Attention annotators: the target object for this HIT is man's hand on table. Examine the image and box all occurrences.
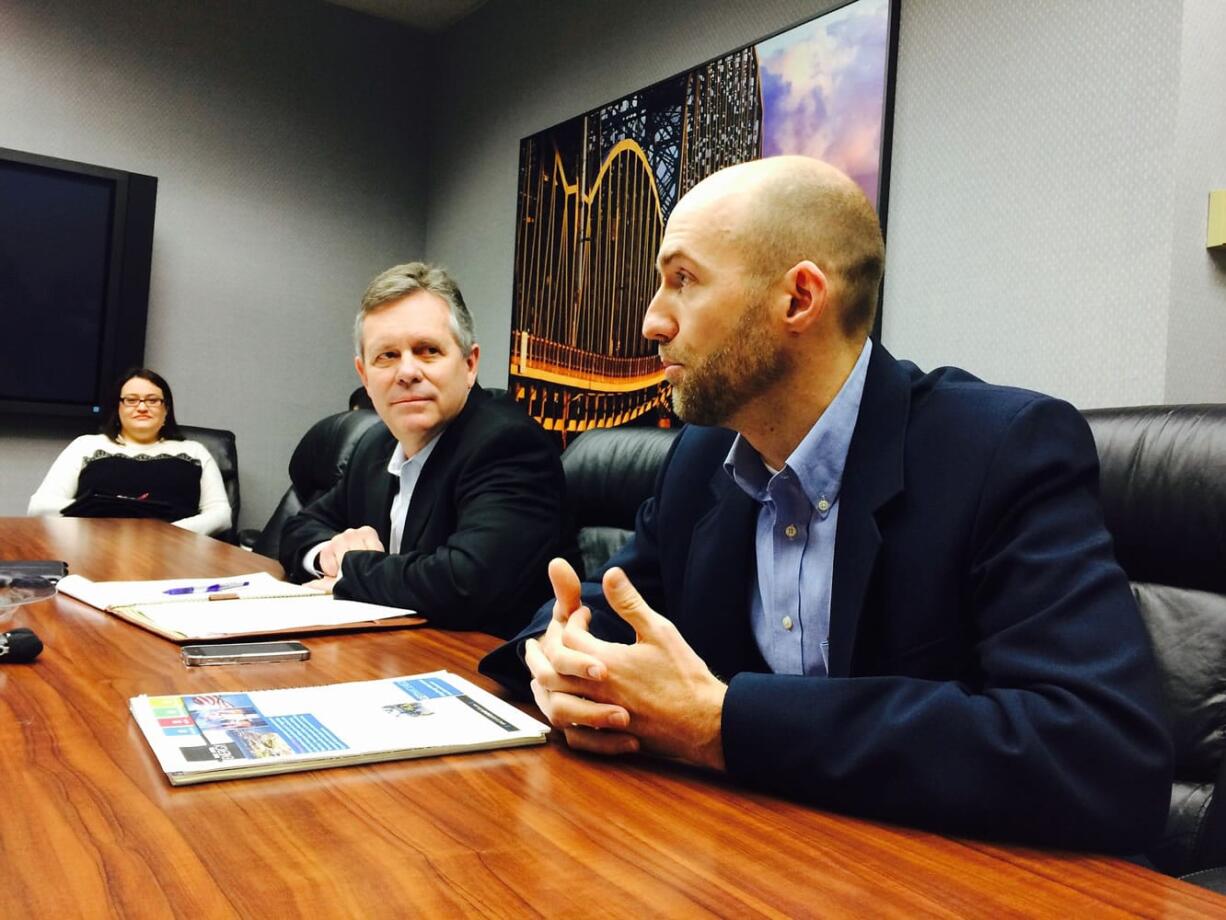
[319,526,384,577]
[525,558,727,771]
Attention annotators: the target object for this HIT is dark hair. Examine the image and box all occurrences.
[101,368,184,443]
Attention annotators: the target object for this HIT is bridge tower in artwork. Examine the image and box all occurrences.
[510,46,762,444]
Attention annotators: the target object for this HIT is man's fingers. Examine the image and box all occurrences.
[319,546,339,577]
[528,673,630,731]
[327,527,384,576]
[528,675,553,720]
[343,526,383,552]
[526,633,607,686]
[334,526,384,554]
[355,526,384,551]
[560,609,607,680]
[567,606,592,632]
[548,557,582,622]
[524,637,557,682]
[602,567,655,636]
[563,726,640,757]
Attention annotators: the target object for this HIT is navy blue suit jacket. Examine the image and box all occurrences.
[481,345,1173,851]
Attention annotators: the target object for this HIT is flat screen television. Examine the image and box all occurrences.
[0,146,157,418]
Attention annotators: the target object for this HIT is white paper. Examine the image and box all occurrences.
[58,572,415,638]
[58,571,301,610]
[130,670,549,784]
[145,595,407,638]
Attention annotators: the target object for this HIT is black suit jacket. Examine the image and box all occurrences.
[281,387,575,637]
[482,345,1173,852]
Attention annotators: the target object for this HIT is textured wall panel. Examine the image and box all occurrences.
[1164,0,1226,403]
[424,0,848,388]
[883,0,1182,407]
[428,0,1191,412]
[0,0,429,525]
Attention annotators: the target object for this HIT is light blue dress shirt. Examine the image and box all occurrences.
[386,433,441,554]
[723,338,872,676]
[303,432,442,575]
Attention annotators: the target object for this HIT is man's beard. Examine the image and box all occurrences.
[666,296,789,426]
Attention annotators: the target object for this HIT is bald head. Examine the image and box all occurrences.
[674,156,885,338]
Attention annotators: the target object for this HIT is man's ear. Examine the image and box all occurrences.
[354,354,369,388]
[782,260,828,334]
[465,343,480,388]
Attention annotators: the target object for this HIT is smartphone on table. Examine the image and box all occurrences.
[181,640,310,667]
[0,560,68,583]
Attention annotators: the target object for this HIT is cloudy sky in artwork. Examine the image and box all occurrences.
[758,0,890,207]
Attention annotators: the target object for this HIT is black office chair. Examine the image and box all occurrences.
[559,425,680,576]
[241,409,382,558]
[179,424,241,543]
[1082,405,1226,883]
[560,410,1226,886]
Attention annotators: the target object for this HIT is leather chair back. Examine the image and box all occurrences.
[251,410,382,558]
[560,426,679,576]
[178,424,240,542]
[1082,405,1226,875]
[562,408,1226,878]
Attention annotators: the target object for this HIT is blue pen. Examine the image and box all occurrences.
[163,579,251,596]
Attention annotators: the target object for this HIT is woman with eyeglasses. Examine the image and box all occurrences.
[27,368,231,535]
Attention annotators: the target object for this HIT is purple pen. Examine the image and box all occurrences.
[163,580,250,596]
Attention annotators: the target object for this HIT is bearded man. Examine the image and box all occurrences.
[479,156,1173,853]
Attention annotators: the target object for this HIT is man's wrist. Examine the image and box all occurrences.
[302,541,330,577]
[692,679,728,772]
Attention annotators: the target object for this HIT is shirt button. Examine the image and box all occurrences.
[817,498,831,513]
[784,524,798,538]
[782,616,794,631]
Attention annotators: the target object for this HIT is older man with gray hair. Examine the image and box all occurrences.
[281,262,576,637]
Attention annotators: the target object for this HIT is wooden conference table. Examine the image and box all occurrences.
[1,517,1222,918]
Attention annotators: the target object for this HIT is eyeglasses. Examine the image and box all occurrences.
[120,396,165,407]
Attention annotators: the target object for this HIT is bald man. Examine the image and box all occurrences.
[480,156,1173,854]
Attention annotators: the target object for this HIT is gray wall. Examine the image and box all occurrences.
[425,0,842,392]
[1164,0,1226,402]
[0,0,428,527]
[885,0,1181,407]
[426,0,1225,411]
[4,0,1223,529]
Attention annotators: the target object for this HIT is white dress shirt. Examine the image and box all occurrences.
[302,432,442,577]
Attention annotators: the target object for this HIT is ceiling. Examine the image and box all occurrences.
[323,0,490,33]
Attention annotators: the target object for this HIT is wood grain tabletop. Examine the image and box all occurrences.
[1,517,1222,918]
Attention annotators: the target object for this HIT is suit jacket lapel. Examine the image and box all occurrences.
[395,385,486,552]
[683,467,768,678]
[364,432,398,547]
[826,344,911,676]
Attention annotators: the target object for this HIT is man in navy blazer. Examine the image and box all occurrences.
[281,262,574,637]
[480,157,1173,851]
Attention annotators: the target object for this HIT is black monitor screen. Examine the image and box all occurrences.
[0,160,116,407]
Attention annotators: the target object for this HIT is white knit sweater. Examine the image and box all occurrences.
[27,434,232,536]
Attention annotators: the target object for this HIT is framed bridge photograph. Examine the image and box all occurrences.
[509,0,899,443]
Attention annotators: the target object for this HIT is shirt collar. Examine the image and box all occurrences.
[724,337,873,508]
[387,430,443,477]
